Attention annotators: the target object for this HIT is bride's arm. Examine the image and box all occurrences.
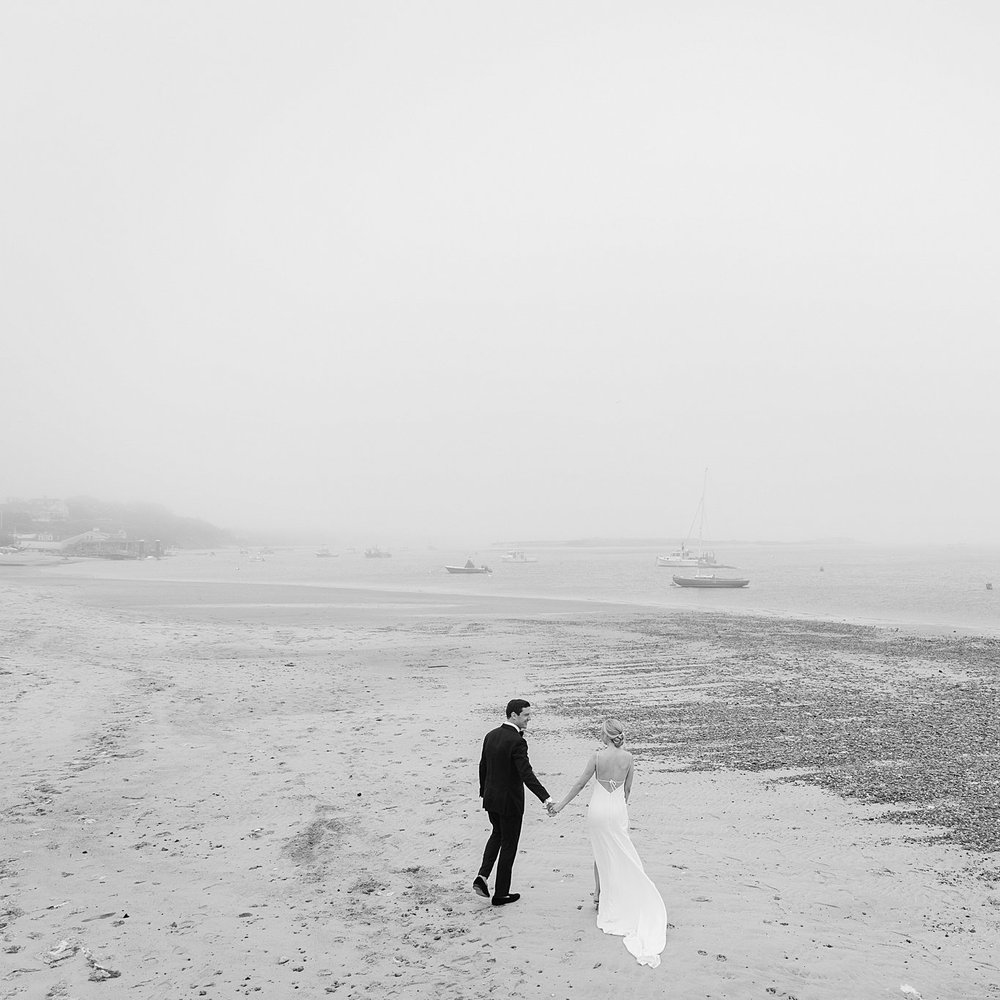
[552,753,597,814]
[624,755,634,803]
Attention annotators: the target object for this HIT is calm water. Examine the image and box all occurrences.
[38,542,1000,636]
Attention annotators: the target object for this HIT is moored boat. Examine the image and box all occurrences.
[656,544,708,568]
[672,573,749,589]
[502,550,537,563]
[660,471,738,572]
[445,559,492,575]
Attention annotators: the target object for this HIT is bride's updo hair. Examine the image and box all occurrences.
[602,718,625,748]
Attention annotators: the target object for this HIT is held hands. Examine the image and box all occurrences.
[546,801,563,816]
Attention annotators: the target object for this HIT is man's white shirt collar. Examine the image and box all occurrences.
[504,721,522,733]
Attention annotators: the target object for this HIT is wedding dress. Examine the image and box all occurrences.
[587,753,667,967]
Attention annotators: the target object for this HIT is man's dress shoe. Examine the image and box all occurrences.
[491,893,521,906]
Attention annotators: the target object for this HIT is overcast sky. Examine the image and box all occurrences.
[3,2,998,544]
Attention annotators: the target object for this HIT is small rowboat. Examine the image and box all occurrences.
[672,574,749,589]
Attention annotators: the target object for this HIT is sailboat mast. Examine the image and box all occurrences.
[698,468,708,557]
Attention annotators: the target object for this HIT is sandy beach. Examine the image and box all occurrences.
[2,567,1000,1000]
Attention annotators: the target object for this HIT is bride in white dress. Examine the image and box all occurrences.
[551,718,666,968]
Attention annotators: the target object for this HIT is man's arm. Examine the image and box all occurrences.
[512,738,550,804]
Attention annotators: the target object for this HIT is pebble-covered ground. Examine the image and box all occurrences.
[527,612,1000,856]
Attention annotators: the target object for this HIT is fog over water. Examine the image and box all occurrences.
[3,3,999,545]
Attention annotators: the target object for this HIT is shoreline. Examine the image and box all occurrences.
[2,574,1000,998]
[6,560,999,641]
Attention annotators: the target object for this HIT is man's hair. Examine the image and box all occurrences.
[506,698,531,719]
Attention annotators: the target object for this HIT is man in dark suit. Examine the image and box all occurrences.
[474,698,553,906]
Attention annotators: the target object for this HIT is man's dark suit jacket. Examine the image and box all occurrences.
[479,723,550,816]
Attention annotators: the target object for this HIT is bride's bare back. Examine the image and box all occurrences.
[595,747,633,793]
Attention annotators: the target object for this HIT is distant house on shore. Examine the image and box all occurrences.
[20,528,157,559]
[19,528,107,553]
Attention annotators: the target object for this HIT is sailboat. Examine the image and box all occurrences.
[655,543,705,568]
[667,471,749,588]
[657,473,719,568]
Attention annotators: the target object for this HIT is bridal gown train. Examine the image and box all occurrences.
[587,771,667,967]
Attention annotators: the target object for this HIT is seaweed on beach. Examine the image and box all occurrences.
[530,612,1000,854]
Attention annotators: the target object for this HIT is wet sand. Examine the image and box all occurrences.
[2,569,999,1000]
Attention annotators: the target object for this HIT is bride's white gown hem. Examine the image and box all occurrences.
[587,769,667,968]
